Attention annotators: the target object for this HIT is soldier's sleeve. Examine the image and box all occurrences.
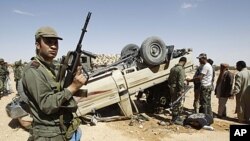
[22,67,74,115]
[177,67,185,93]
[232,73,241,96]
[5,67,9,75]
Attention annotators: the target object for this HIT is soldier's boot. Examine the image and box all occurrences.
[172,116,183,125]
[201,105,214,118]
[207,106,213,117]
[199,106,204,113]
[171,116,177,123]
[171,113,183,125]
[171,112,178,123]
[199,105,207,115]
[194,107,199,113]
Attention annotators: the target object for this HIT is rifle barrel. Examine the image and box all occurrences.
[76,12,92,52]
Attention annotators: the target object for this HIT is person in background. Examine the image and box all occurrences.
[13,60,24,96]
[168,57,187,125]
[207,58,215,91]
[186,53,214,117]
[0,59,9,96]
[192,64,203,113]
[214,63,234,118]
[22,26,87,141]
[232,61,250,123]
[5,62,14,94]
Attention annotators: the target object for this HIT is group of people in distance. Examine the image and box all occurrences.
[168,52,250,125]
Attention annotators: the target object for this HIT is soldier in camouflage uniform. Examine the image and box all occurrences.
[0,58,9,97]
[192,64,203,113]
[13,60,24,94]
[168,57,187,124]
[0,58,5,97]
[22,26,86,141]
[4,62,14,94]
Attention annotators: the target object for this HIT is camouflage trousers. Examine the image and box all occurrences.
[0,78,6,97]
[199,85,213,117]
[169,87,184,117]
[193,88,200,113]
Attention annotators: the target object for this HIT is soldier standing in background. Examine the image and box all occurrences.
[192,64,203,113]
[13,60,24,95]
[168,57,187,125]
[0,58,9,97]
[3,61,13,94]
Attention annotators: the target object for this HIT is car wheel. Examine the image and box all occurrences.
[140,36,167,66]
[120,44,139,59]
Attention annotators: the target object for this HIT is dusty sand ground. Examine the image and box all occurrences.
[0,69,242,141]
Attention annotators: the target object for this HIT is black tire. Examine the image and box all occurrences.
[146,81,171,113]
[120,44,139,59]
[140,36,167,66]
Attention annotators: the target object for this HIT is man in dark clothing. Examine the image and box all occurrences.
[215,63,234,118]
[192,64,203,113]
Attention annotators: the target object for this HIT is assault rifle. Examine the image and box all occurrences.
[56,12,92,89]
[169,85,193,108]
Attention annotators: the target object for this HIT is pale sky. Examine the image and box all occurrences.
[0,0,250,66]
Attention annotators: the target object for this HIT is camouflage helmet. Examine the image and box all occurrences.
[14,60,22,66]
[0,58,4,62]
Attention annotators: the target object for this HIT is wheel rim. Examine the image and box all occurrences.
[160,97,167,105]
[150,43,161,57]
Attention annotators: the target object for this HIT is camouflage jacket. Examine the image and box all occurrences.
[168,63,186,93]
[0,64,9,80]
[22,56,77,131]
[193,65,203,89]
[13,65,24,81]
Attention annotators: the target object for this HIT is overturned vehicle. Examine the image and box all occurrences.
[6,36,194,128]
[75,36,194,118]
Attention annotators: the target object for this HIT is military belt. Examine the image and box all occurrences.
[201,85,212,89]
[32,124,65,137]
[169,84,176,88]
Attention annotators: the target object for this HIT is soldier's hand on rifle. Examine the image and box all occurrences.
[67,66,87,95]
[229,95,235,100]
[185,78,192,84]
[177,91,184,97]
[185,78,190,85]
